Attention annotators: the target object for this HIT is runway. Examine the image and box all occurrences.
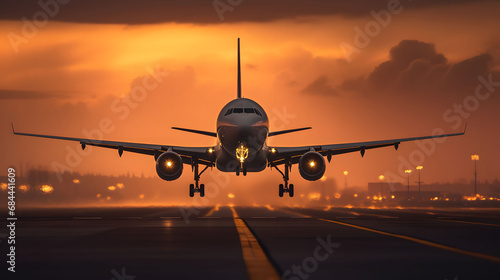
[1,206,500,280]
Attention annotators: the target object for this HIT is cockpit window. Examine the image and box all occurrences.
[224,107,262,116]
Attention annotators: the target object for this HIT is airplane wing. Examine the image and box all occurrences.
[268,126,466,166]
[11,124,215,166]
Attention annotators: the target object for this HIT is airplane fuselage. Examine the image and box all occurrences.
[216,98,269,172]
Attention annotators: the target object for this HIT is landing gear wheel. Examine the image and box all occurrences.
[279,184,284,197]
[243,166,247,176]
[289,184,294,197]
[189,184,195,197]
[236,166,240,176]
[200,184,205,197]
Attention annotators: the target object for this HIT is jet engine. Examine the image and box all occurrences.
[298,151,326,181]
[156,151,183,181]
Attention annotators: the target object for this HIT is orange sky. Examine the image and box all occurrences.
[1,0,499,191]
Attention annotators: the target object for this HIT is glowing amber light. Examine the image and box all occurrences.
[106,196,111,200]
[1,183,8,191]
[378,175,385,181]
[271,148,276,153]
[334,193,341,199]
[166,161,173,167]
[40,185,54,194]
[416,166,423,170]
[139,194,145,199]
[354,194,358,198]
[404,169,412,174]
[471,154,479,161]
[108,186,116,191]
[308,192,321,200]
[73,179,80,184]
[309,161,316,167]
[227,193,235,199]
[208,148,214,153]
[236,145,249,163]
[96,193,101,198]
[116,183,124,189]
[18,185,29,193]
[343,171,348,176]
[391,195,395,199]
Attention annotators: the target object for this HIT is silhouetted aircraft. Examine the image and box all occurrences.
[13,39,465,197]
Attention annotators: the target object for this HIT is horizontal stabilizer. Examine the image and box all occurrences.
[171,127,217,137]
[269,127,311,137]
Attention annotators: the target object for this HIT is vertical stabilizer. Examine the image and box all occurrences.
[237,38,242,98]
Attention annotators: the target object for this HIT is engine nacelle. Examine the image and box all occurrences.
[156,151,183,181]
[299,151,326,181]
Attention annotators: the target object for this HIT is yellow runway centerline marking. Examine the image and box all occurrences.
[231,207,280,280]
[204,204,220,217]
[437,219,500,227]
[318,218,500,264]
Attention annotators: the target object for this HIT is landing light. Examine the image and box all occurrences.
[166,161,173,167]
[208,148,214,153]
[271,148,276,153]
[236,145,249,163]
[309,161,316,167]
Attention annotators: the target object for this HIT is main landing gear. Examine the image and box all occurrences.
[189,159,209,197]
[272,159,294,197]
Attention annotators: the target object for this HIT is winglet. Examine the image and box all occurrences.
[463,123,467,134]
[237,38,242,99]
[11,122,16,134]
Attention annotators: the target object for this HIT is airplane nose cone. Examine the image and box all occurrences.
[219,125,268,156]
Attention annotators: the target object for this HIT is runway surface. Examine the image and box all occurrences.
[1,206,500,280]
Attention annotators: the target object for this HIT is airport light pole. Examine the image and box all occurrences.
[471,155,479,195]
[379,175,385,197]
[343,171,348,190]
[416,166,423,201]
[404,169,412,200]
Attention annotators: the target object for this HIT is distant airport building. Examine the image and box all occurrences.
[368,182,405,197]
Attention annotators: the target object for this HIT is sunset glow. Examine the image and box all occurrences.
[1,1,499,205]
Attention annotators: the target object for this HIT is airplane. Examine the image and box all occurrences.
[12,38,466,197]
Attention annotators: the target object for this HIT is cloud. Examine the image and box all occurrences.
[0,0,494,24]
[367,40,447,89]
[339,39,500,100]
[0,89,76,99]
[301,75,338,96]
